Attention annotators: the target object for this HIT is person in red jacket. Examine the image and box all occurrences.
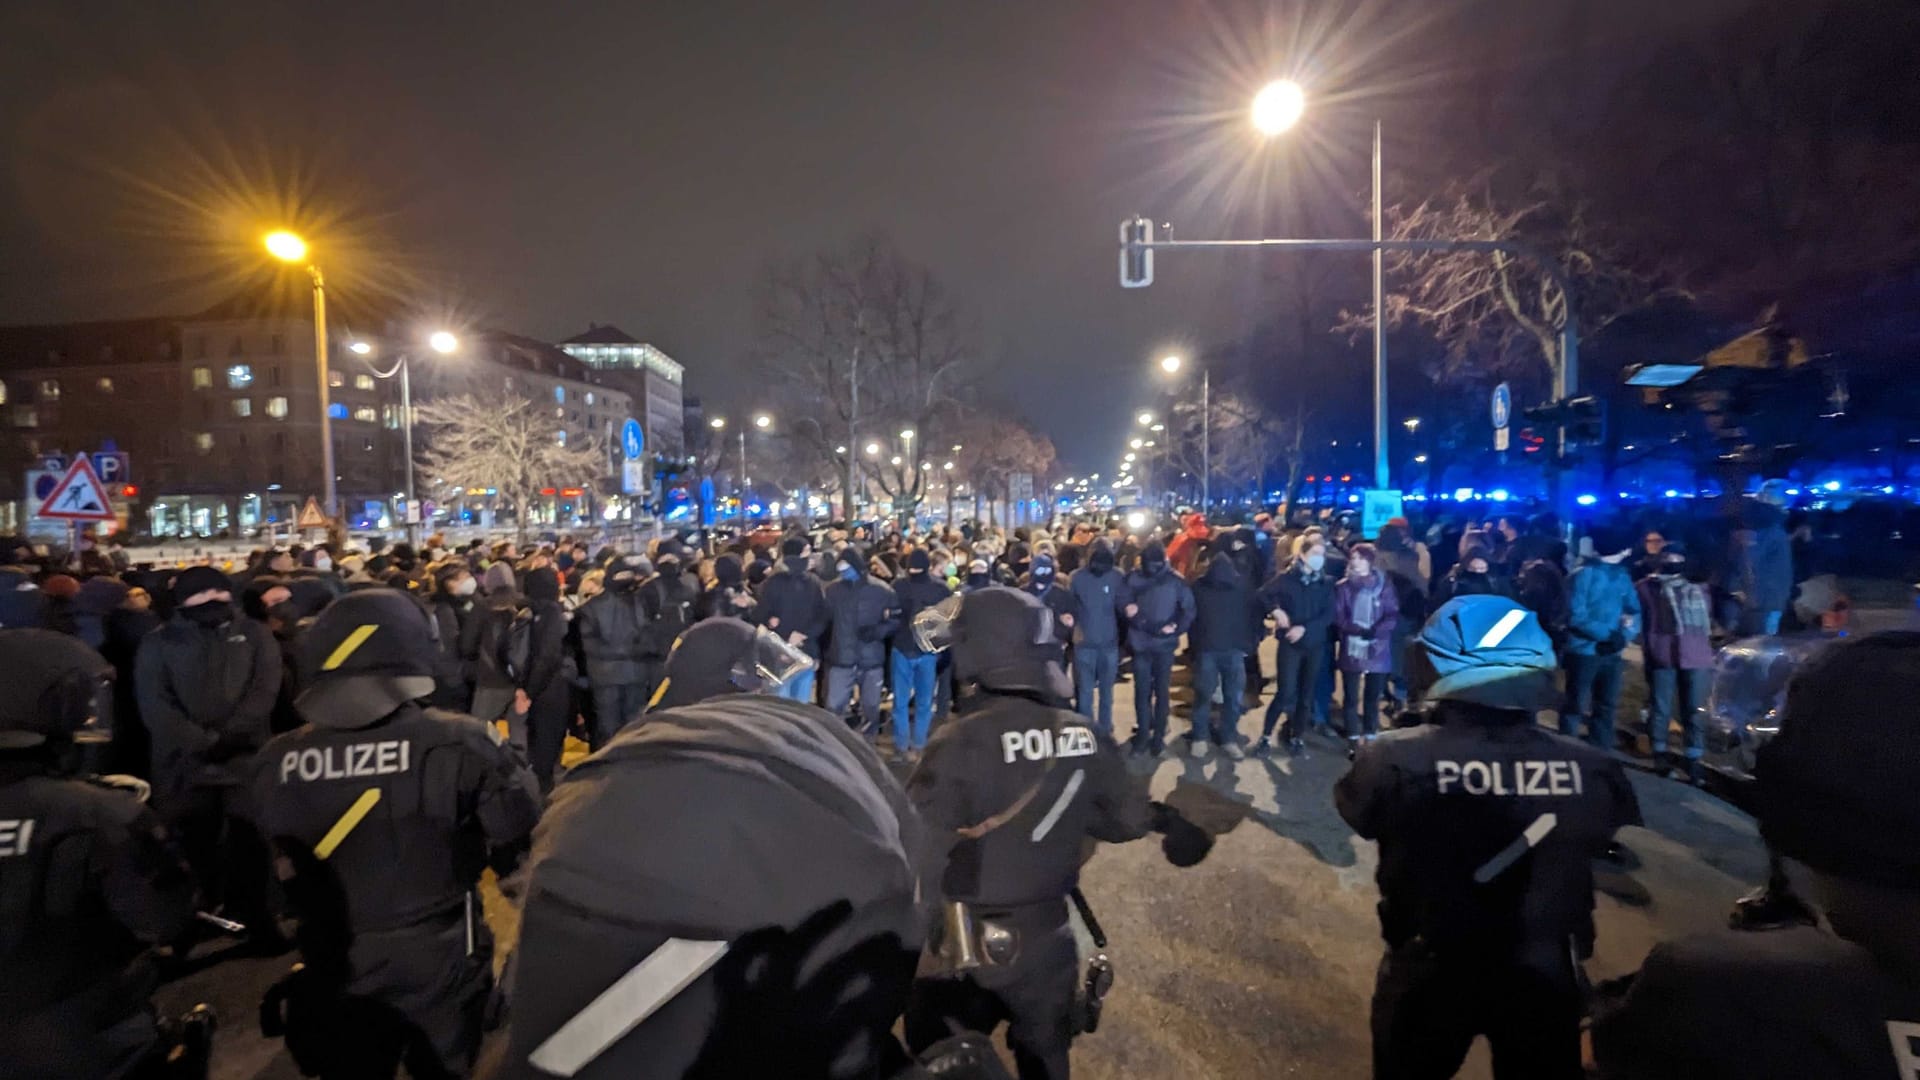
[1167,512,1212,580]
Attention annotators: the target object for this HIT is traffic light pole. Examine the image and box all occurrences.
[1121,228,1581,521]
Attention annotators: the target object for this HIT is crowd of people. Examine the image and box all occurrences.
[0,482,1903,1080]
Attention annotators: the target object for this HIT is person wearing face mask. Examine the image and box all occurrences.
[888,549,951,762]
[1562,527,1643,752]
[513,567,574,793]
[963,558,995,593]
[1067,539,1133,738]
[1432,546,1509,608]
[754,537,830,703]
[1633,545,1714,782]
[1334,543,1401,744]
[578,555,654,748]
[1123,542,1195,757]
[1021,553,1077,651]
[637,553,700,705]
[429,564,484,713]
[134,564,284,950]
[696,553,755,622]
[823,548,900,731]
[1256,536,1338,756]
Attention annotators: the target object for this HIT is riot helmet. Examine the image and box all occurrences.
[915,586,1069,702]
[650,617,815,711]
[1410,595,1560,713]
[294,588,441,729]
[0,629,112,750]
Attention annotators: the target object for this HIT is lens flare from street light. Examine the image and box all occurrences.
[1252,79,1307,136]
[348,341,372,355]
[263,230,309,263]
[1160,354,1183,374]
[1137,411,1154,426]
[429,331,458,355]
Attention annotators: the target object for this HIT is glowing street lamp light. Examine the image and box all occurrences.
[1403,417,1421,434]
[1159,354,1183,374]
[429,331,459,355]
[263,230,309,264]
[866,442,881,457]
[1251,79,1307,136]
[1131,438,1144,449]
[1137,411,1155,426]
[754,413,772,429]
[710,416,727,430]
[899,428,915,441]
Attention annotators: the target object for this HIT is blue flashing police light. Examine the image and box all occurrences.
[1453,487,1476,502]
[1489,489,1511,502]
[1576,494,1598,507]
[1664,489,1680,498]
[1823,480,1841,492]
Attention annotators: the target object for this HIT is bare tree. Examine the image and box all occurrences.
[1342,167,1687,389]
[754,235,974,522]
[416,393,606,544]
[953,411,1055,527]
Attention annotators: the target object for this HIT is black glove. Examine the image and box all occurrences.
[1596,632,1626,656]
[1147,800,1214,868]
[205,733,256,763]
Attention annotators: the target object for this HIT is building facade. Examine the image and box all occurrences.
[558,324,686,457]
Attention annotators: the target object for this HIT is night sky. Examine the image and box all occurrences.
[0,0,1769,468]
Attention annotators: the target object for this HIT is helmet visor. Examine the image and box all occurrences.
[731,626,816,693]
[913,595,964,654]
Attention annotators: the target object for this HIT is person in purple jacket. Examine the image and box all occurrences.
[1335,542,1401,744]
[1635,544,1715,782]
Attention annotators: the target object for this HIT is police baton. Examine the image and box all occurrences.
[1069,888,1106,949]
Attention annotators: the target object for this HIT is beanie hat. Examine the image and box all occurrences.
[1757,632,1920,889]
[1411,596,1560,711]
[781,536,807,558]
[837,548,864,572]
[171,566,233,606]
[906,549,931,573]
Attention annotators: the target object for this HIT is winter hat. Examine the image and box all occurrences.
[171,566,233,606]
[40,574,80,600]
[906,549,931,573]
[1757,632,1920,890]
[1029,553,1056,580]
[781,536,808,558]
[525,567,562,604]
[713,554,744,586]
[836,548,865,572]
[968,558,990,576]
[1411,596,1560,711]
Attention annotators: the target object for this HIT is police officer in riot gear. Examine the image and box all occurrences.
[1592,631,1920,1079]
[904,586,1201,1080]
[1335,594,1642,1080]
[253,589,542,1079]
[0,629,203,1080]
[488,617,1012,1079]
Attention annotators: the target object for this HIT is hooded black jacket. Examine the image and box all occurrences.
[1189,556,1260,655]
[890,570,953,657]
[134,610,281,801]
[753,558,830,658]
[823,575,900,669]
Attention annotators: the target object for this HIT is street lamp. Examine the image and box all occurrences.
[264,230,337,518]
[1136,411,1154,426]
[899,428,915,442]
[865,442,881,457]
[1403,417,1421,434]
[1254,79,1386,488]
[754,413,772,429]
[1130,438,1144,449]
[710,416,726,430]
[1157,353,1211,509]
[357,330,459,545]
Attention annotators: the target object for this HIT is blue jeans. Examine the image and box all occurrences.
[1647,666,1708,762]
[776,667,817,704]
[1130,648,1175,748]
[890,650,937,752]
[1189,650,1246,744]
[1561,651,1625,749]
[1073,644,1120,737]
[1314,639,1337,726]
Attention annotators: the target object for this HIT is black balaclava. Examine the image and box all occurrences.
[1139,542,1168,576]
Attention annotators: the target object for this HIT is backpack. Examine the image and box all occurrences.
[491,605,534,682]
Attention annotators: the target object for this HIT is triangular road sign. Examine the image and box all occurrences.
[35,456,117,522]
[297,497,329,530]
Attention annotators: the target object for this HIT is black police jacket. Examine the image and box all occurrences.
[1593,924,1920,1080]
[822,575,900,670]
[753,559,830,658]
[0,764,197,1079]
[576,589,649,685]
[134,612,281,800]
[1334,712,1641,956]
[252,703,540,978]
[907,692,1152,911]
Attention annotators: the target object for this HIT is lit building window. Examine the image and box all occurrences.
[353,406,376,423]
[194,432,214,453]
[553,385,566,404]
[327,403,348,420]
[0,381,7,405]
[231,398,252,418]
[193,367,212,389]
[381,404,400,429]
[13,406,37,428]
[96,377,114,394]
[39,379,60,400]
[355,374,375,391]
[585,391,595,406]
[266,397,288,419]
[226,364,253,388]
[555,430,567,446]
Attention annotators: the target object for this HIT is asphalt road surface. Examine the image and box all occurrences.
[167,641,1769,1080]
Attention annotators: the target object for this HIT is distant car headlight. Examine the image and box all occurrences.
[1125,511,1147,530]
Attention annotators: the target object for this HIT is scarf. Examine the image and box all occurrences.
[1344,572,1385,662]
[1659,574,1711,640]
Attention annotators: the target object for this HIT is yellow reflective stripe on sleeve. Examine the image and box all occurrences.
[321,624,380,671]
[314,787,382,860]
[647,677,671,709]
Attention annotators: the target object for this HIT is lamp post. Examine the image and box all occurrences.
[1158,355,1210,508]
[263,230,337,518]
[354,330,457,545]
[1254,81,1387,490]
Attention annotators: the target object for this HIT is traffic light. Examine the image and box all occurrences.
[1119,216,1153,288]
[1565,396,1605,445]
